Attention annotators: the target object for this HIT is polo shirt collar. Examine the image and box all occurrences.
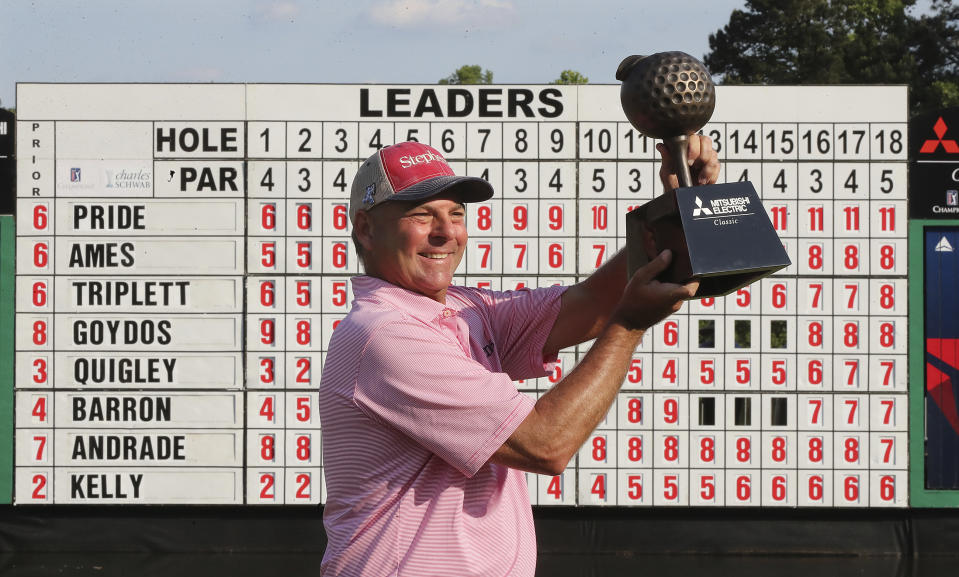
[351,275,461,325]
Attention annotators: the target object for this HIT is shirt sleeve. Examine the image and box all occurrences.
[352,317,536,478]
[480,284,567,381]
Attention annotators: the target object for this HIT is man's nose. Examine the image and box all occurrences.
[430,214,457,240]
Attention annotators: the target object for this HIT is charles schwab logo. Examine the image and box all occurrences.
[105,168,152,190]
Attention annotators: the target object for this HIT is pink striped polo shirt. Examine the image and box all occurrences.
[320,275,565,577]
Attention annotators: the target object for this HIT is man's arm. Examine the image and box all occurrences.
[491,250,696,475]
[492,134,720,476]
[542,135,720,356]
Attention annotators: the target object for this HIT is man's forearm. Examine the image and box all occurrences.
[493,318,643,475]
[542,248,629,355]
[499,250,696,476]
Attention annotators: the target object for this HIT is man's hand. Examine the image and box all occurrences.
[611,249,698,331]
[542,133,721,355]
[658,134,721,191]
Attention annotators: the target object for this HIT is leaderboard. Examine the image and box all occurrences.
[13,83,908,506]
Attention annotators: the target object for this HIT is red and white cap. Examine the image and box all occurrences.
[349,141,494,224]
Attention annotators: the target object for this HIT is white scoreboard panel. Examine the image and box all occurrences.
[13,83,908,506]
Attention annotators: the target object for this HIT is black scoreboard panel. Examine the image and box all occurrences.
[11,83,908,505]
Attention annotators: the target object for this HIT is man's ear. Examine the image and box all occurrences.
[353,210,375,251]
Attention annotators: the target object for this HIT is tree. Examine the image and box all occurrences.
[553,70,589,84]
[438,65,493,85]
[704,0,958,116]
[909,0,959,112]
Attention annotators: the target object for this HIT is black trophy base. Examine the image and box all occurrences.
[625,181,791,298]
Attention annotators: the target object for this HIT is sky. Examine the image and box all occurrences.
[0,0,752,108]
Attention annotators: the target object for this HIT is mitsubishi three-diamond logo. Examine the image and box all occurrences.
[692,196,712,217]
[920,117,959,154]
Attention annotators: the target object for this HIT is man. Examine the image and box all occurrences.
[321,138,719,576]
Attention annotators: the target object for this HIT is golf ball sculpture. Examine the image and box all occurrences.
[616,51,716,187]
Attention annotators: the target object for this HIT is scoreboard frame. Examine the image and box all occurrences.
[5,82,928,507]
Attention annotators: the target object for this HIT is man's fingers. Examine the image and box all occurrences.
[691,135,720,185]
[698,155,720,185]
[659,135,720,191]
[686,135,702,165]
[635,249,672,283]
[682,280,700,298]
[656,142,672,166]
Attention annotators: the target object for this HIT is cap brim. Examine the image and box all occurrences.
[388,175,494,205]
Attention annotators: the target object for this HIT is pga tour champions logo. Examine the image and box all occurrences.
[933,167,959,214]
[65,166,95,190]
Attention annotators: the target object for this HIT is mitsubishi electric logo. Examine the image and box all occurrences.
[910,111,959,219]
[692,197,712,216]
[920,117,959,154]
[691,195,754,220]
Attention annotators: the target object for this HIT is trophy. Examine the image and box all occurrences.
[617,51,791,297]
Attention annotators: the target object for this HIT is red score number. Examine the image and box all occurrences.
[294,434,312,462]
[261,242,276,269]
[546,242,564,270]
[330,242,348,270]
[475,204,493,232]
[296,203,313,231]
[33,242,49,269]
[260,281,275,308]
[258,395,276,423]
[33,204,49,231]
[261,203,276,231]
[294,280,312,307]
[295,241,312,269]
[259,357,275,385]
[331,203,349,231]
[544,476,564,501]
[260,434,276,462]
[589,473,607,501]
[33,357,49,385]
[330,280,348,308]
[259,473,276,500]
[546,204,564,231]
[294,473,312,500]
[31,281,48,308]
[31,474,48,500]
[294,357,312,385]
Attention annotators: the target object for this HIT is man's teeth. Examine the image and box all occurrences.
[423,253,448,259]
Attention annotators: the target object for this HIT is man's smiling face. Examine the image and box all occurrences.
[356,192,467,303]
